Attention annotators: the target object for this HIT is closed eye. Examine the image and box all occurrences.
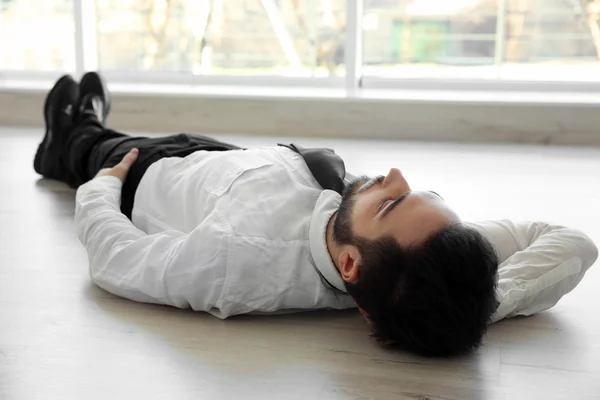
[379,192,411,219]
[378,197,393,212]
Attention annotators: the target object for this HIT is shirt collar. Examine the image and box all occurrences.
[309,190,348,293]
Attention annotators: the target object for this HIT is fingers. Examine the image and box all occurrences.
[111,148,139,181]
[119,148,139,172]
[92,149,139,182]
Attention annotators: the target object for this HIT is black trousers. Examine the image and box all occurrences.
[64,113,241,219]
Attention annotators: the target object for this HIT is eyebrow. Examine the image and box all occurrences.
[429,191,443,200]
[379,191,411,219]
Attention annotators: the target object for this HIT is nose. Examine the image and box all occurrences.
[383,168,410,191]
[384,168,402,185]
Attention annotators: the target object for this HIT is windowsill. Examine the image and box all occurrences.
[2,78,600,105]
[1,78,600,146]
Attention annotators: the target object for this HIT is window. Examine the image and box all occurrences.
[363,0,600,81]
[0,0,75,71]
[95,0,346,77]
[2,0,600,85]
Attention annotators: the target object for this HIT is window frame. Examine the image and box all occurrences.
[1,0,600,97]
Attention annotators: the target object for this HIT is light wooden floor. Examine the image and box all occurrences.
[1,127,600,400]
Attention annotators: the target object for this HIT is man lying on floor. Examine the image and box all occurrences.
[34,72,598,357]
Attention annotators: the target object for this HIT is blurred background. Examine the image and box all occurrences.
[2,0,600,82]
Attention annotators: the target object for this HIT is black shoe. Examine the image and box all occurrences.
[33,75,79,180]
[78,71,111,124]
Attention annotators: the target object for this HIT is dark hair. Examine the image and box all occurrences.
[345,224,499,357]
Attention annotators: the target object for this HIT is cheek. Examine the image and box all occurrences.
[350,198,377,238]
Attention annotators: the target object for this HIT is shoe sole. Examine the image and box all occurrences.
[33,75,75,175]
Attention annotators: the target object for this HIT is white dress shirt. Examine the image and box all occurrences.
[74,146,598,322]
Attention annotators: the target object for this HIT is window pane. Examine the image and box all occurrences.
[363,0,600,81]
[96,0,346,77]
[0,0,75,71]
[501,0,600,81]
[363,0,499,79]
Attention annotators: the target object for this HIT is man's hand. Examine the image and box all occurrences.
[94,148,139,183]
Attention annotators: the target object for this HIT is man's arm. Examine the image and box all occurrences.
[74,151,227,310]
[467,220,598,323]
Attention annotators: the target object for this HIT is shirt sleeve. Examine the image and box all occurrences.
[74,176,227,310]
[466,220,598,323]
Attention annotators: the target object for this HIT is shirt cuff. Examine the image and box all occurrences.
[76,176,123,206]
[81,175,122,191]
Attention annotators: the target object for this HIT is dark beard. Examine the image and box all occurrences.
[332,176,370,245]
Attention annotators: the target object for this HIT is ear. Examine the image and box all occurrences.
[338,246,361,284]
